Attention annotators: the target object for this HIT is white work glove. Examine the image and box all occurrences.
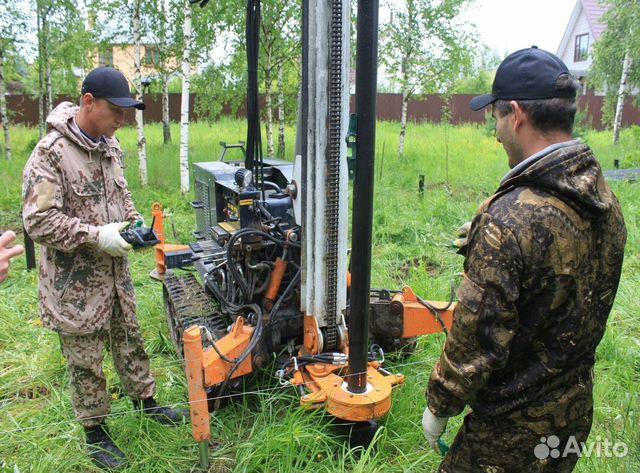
[422,407,449,453]
[97,222,132,257]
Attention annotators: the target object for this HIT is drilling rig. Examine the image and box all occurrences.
[152,0,455,468]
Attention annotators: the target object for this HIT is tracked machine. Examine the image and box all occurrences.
[152,0,455,467]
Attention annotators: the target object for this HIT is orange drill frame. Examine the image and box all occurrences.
[183,318,255,442]
[151,202,193,277]
[289,286,454,421]
[393,286,455,336]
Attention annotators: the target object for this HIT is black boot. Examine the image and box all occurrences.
[84,424,127,470]
[134,397,189,426]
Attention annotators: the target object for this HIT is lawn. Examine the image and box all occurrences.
[0,118,638,472]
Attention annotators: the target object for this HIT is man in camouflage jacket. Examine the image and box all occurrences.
[423,48,626,473]
[22,67,185,470]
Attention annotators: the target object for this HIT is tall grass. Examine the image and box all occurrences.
[0,120,638,472]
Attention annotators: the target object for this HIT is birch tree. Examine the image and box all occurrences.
[190,0,299,156]
[190,3,249,123]
[143,0,185,144]
[179,0,193,193]
[0,49,12,161]
[0,3,27,161]
[613,51,632,145]
[380,0,473,159]
[35,0,51,138]
[276,62,285,159]
[258,0,299,159]
[34,0,91,138]
[132,0,148,186]
[591,0,640,142]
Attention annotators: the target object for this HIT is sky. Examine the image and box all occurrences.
[458,0,578,57]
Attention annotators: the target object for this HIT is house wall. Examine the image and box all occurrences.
[559,8,595,76]
[92,45,177,87]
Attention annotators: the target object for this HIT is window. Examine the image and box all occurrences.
[98,47,114,67]
[574,34,589,62]
[145,46,160,65]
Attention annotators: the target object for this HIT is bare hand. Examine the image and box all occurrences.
[0,231,25,284]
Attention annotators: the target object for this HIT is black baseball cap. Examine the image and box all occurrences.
[470,46,575,111]
[81,67,146,110]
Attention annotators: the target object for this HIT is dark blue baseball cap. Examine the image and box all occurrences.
[470,46,575,111]
[81,67,145,110]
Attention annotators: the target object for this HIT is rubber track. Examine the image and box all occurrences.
[163,273,229,356]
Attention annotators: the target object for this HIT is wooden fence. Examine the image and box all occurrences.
[5,93,639,131]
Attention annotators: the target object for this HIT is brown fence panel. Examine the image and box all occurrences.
[5,93,639,131]
[7,95,44,127]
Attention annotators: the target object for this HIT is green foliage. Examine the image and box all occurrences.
[450,45,501,95]
[34,0,94,96]
[380,0,475,98]
[189,0,301,153]
[573,104,594,140]
[140,0,185,81]
[614,125,640,168]
[0,122,638,472]
[590,0,640,128]
[0,1,31,94]
[482,110,496,138]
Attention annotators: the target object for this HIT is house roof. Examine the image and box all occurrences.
[581,0,607,41]
[556,0,608,57]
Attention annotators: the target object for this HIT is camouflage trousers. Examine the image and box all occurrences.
[58,298,156,428]
[438,374,594,473]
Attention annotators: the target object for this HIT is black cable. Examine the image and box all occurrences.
[225,227,301,305]
[214,303,264,409]
[262,181,283,193]
[204,303,262,364]
[266,268,301,327]
[415,279,457,336]
[252,262,273,294]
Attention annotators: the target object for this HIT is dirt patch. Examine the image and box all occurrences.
[18,385,50,399]
[394,256,440,283]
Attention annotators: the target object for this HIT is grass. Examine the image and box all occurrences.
[0,119,638,472]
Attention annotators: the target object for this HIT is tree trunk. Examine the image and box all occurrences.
[265,84,274,160]
[36,2,45,139]
[46,59,52,116]
[277,62,285,159]
[162,74,171,144]
[613,50,632,145]
[264,45,274,160]
[159,0,171,145]
[0,48,12,160]
[398,89,409,159]
[179,0,192,194]
[133,0,148,186]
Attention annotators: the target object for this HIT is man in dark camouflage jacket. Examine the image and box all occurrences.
[423,47,627,473]
[22,67,186,470]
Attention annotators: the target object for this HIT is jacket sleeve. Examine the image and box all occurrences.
[427,213,522,417]
[22,147,100,252]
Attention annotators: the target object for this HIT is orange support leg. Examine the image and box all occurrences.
[151,202,165,244]
[183,326,210,470]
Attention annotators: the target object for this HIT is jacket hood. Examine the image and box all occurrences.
[499,143,614,219]
[46,101,118,152]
